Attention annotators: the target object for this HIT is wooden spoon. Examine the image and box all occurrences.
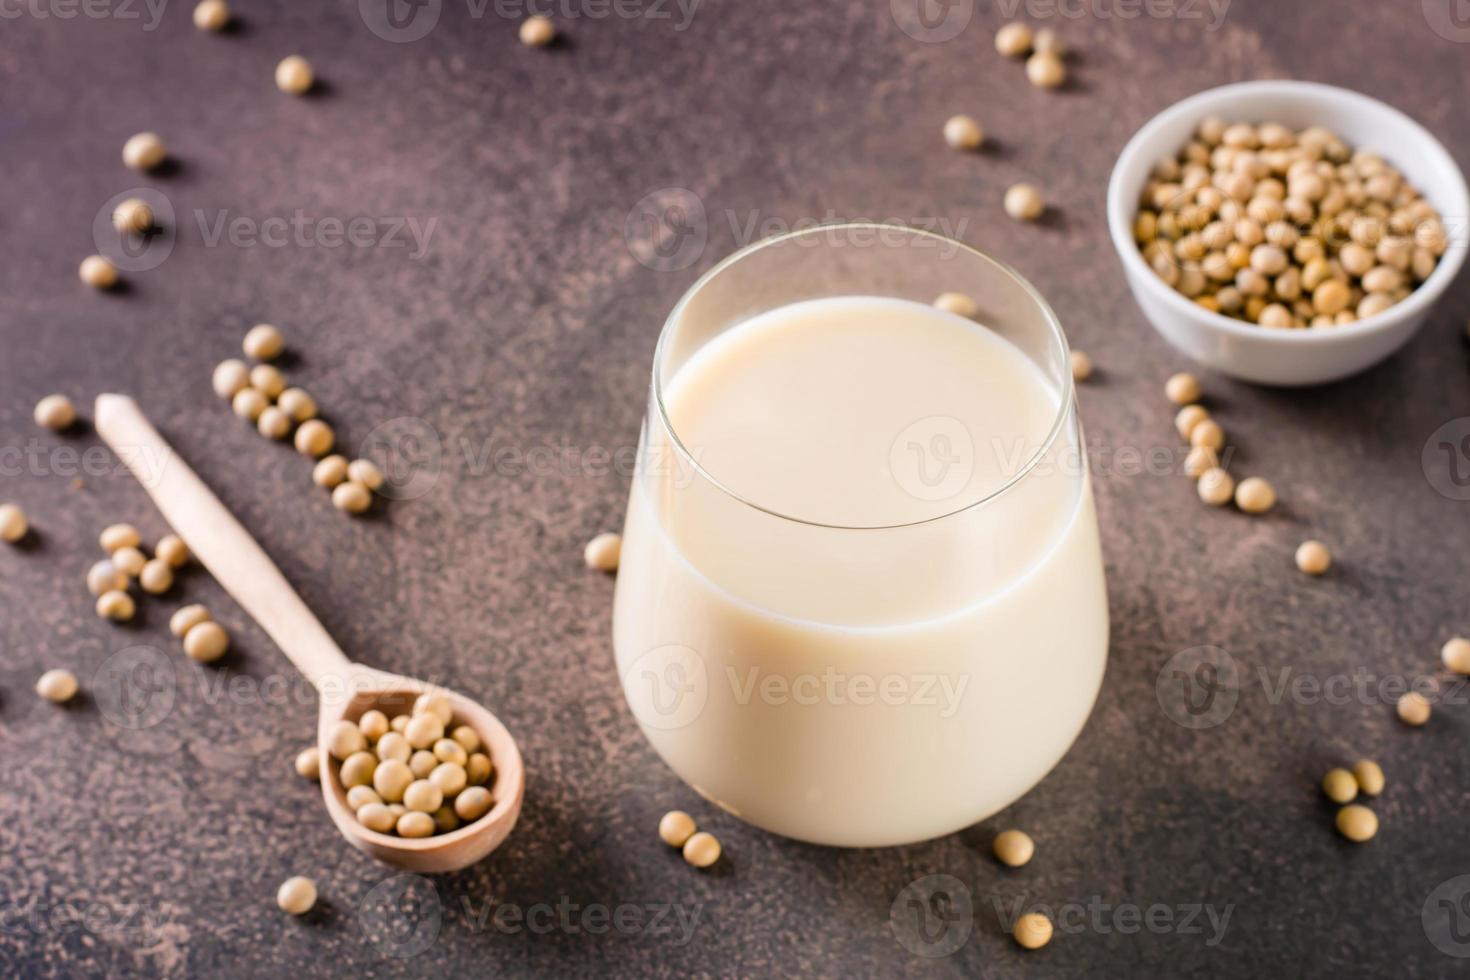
[95,394,523,873]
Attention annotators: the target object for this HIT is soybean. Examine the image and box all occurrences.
[659,810,696,848]
[682,831,721,868]
[183,621,229,662]
[1013,912,1053,950]
[313,454,349,488]
[34,394,76,431]
[79,256,119,289]
[295,420,335,458]
[1352,760,1385,797]
[943,115,983,151]
[1442,637,1470,675]
[993,829,1035,867]
[519,15,555,46]
[100,523,141,552]
[122,132,166,171]
[1322,769,1357,804]
[1397,692,1430,726]
[169,604,210,637]
[276,877,317,915]
[275,56,314,95]
[1,504,29,543]
[1295,540,1330,575]
[243,324,284,360]
[1004,183,1045,222]
[1335,805,1377,843]
[96,590,136,621]
[584,532,622,572]
[36,668,79,703]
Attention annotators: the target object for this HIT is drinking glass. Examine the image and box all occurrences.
[613,224,1108,847]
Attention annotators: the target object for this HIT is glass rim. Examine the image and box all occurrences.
[649,221,1077,532]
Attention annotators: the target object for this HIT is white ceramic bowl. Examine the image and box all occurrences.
[1108,80,1468,386]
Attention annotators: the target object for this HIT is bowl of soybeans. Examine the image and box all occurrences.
[1108,80,1468,385]
[317,689,522,864]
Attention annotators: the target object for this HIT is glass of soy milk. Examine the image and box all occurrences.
[613,224,1108,847]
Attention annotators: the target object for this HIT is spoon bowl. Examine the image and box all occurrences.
[96,393,523,872]
[317,666,524,872]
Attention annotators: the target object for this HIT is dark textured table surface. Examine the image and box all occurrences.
[3,0,1470,977]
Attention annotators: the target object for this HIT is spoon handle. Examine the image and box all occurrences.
[95,394,353,689]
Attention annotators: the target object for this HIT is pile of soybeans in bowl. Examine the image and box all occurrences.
[321,693,496,839]
[1134,118,1447,329]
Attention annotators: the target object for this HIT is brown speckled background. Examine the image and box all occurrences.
[3,0,1470,976]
